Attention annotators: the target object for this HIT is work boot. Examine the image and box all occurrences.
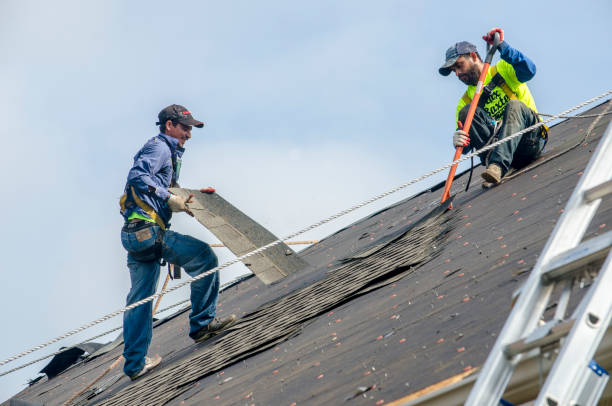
[481,181,494,189]
[481,163,502,184]
[192,314,237,343]
[130,354,162,381]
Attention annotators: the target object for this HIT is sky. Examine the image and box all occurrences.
[1,0,611,401]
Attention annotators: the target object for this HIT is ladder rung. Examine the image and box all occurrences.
[584,179,612,203]
[541,230,612,284]
[504,320,574,358]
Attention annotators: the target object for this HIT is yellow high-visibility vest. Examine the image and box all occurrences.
[456,60,537,123]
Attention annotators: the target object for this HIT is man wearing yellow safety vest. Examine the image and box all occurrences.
[439,28,547,186]
[119,104,235,380]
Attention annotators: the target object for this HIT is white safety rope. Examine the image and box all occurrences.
[539,111,612,119]
[0,299,191,378]
[1,90,610,375]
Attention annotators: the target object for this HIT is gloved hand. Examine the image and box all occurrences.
[167,194,194,216]
[482,28,504,46]
[200,187,216,194]
[453,130,469,147]
[453,120,470,148]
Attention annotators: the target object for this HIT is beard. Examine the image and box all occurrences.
[458,64,480,86]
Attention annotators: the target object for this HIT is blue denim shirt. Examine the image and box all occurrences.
[122,133,185,227]
[497,41,536,83]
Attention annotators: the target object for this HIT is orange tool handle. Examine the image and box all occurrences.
[440,62,490,203]
[440,32,500,204]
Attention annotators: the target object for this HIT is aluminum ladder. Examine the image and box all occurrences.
[466,120,612,406]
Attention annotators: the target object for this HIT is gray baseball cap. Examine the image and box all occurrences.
[438,41,478,76]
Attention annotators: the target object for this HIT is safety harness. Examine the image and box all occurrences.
[119,135,182,262]
[120,186,167,230]
[119,135,181,231]
[119,188,166,262]
[119,186,166,231]
[461,65,517,107]
[461,65,549,138]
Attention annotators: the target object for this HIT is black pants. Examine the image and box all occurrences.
[459,99,546,176]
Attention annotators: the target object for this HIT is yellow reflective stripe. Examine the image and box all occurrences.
[128,211,156,223]
[489,65,517,100]
[461,92,472,105]
[500,83,517,100]
[119,192,127,212]
[120,187,167,230]
[130,187,166,230]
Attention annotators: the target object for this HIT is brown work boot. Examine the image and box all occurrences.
[130,354,162,381]
[481,163,502,184]
[192,314,237,343]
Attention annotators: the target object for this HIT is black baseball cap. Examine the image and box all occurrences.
[156,104,205,128]
[438,41,478,76]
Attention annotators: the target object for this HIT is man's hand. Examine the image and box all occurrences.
[453,130,469,147]
[453,120,469,148]
[482,28,504,46]
[200,187,216,194]
[167,194,194,216]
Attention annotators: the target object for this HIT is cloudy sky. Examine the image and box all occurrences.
[1,0,610,401]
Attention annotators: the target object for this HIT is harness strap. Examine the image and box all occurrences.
[460,66,548,141]
[487,66,517,101]
[157,135,180,187]
[460,65,518,109]
[120,186,167,230]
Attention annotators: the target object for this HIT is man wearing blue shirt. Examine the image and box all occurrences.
[439,28,547,186]
[119,104,235,380]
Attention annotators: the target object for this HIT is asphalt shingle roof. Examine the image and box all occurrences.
[6,99,612,406]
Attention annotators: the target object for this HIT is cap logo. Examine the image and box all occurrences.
[181,111,191,115]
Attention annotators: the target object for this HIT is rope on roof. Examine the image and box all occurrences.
[0,274,246,378]
[538,111,612,119]
[209,240,318,248]
[0,90,610,377]
[0,299,190,378]
[504,99,612,183]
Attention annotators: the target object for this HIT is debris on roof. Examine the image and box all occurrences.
[97,199,456,405]
[39,343,105,379]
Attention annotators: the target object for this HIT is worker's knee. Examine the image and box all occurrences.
[506,99,524,109]
[162,231,217,268]
[186,242,218,275]
[503,99,535,125]
[458,104,471,123]
[504,99,528,117]
[202,248,218,269]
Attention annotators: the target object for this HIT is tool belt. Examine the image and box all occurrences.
[121,220,165,263]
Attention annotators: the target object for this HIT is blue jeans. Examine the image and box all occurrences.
[120,222,219,377]
[459,99,547,176]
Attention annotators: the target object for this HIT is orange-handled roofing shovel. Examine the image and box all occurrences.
[440,32,501,205]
